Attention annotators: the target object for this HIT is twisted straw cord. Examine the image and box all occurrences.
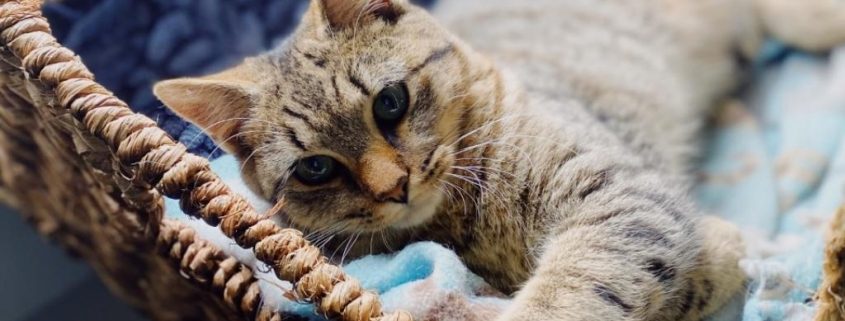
[157,219,275,320]
[0,2,411,321]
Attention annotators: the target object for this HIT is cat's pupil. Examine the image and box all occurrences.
[305,158,327,174]
[380,95,398,113]
[373,83,409,124]
[295,156,338,185]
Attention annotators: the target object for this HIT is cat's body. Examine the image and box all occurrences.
[155,0,845,320]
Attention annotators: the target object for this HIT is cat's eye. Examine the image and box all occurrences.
[294,155,339,185]
[372,83,409,125]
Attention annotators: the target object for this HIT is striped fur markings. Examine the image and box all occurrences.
[594,284,634,314]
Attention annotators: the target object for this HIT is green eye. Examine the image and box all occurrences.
[294,156,338,185]
[373,83,409,124]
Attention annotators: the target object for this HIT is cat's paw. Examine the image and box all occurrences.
[494,306,560,321]
[691,216,747,317]
[755,0,845,51]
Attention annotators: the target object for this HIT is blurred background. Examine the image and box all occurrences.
[1,206,146,321]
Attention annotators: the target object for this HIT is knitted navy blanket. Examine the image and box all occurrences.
[44,0,436,159]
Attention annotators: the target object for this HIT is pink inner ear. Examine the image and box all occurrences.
[322,0,396,30]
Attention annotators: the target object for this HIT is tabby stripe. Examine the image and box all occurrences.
[697,279,714,311]
[282,107,318,129]
[302,51,327,68]
[518,173,534,209]
[410,76,437,132]
[283,126,307,150]
[594,285,633,314]
[290,95,312,109]
[679,284,696,314]
[644,258,676,284]
[331,75,342,101]
[590,244,629,256]
[581,205,647,228]
[347,69,371,96]
[617,188,686,222]
[410,44,455,74]
[421,147,436,173]
[578,170,611,199]
[622,221,673,247]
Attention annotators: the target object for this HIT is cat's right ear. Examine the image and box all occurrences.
[153,64,260,156]
[309,0,404,31]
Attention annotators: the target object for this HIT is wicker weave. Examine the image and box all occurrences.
[0,1,410,320]
[816,208,845,321]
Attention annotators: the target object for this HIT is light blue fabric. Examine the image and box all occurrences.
[165,44,845,320]
[697,45,845,320]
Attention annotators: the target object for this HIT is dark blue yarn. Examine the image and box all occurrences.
[44,0,437,159]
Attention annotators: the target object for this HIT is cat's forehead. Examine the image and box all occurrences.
[255,15,445,158]
[259,46,391,159]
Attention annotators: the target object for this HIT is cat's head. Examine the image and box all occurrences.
[155,0,496,234]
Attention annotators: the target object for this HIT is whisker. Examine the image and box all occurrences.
[340,232,361,265]
[379,230,394,252]
[439,179,471,215]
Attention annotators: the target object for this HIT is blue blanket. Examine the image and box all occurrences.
[46,1,845,320]
[697,45,845,321]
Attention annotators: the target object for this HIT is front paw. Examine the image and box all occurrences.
[495,288,630,321]
[495,301,572,321]
[495,305,547,321]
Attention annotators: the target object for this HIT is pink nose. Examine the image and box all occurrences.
[374,175,409,203]
[359,146,409,204]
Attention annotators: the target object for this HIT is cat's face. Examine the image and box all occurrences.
[156,0,487,234]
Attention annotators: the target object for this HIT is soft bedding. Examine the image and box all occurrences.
[45,1,845,320]
[699,45,845,321]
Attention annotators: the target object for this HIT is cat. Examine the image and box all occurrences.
[154,0,845,320]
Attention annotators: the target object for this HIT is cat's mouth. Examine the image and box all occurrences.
[380,189,443,229]
[379,145,455,229]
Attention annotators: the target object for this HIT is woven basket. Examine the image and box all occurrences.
[0,1,410,320]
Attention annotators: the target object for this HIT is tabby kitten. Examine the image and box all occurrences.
[155,0,845,320]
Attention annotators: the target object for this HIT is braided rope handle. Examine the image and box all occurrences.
[0,2,412,321]
[157,219,284,321]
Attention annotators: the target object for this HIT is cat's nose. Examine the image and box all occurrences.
[360,146,410,204]
[375,175,409,204]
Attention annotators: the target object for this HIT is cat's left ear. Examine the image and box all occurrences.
[312,0,405,31]
[153,63,260,156]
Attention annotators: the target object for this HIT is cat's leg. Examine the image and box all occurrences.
[497,218,744,321]
[496,180,745,321]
